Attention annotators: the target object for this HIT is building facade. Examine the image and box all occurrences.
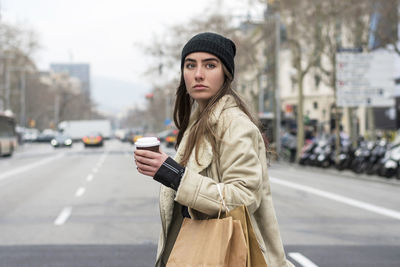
[50,63,91,97]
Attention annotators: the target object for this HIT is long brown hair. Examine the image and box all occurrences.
[173,64,263,166]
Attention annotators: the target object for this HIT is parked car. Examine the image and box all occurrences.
[51,133,73,148]
[157,130,171,143]
[22,128,39,143]
[123,130,143,145]
[36,129,57,143]
[82,132,104,147]
[165,129,178,148]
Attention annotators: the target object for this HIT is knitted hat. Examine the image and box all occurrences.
[181,32,236,77]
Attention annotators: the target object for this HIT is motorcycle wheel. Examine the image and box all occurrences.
[321,160,330,168]
[396,168,400,180]
[336,161,346,171]
[365,164,375,175]
[353,161,366,174]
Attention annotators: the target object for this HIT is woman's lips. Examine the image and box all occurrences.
[193,85,207,90]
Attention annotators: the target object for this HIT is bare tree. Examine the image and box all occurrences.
[369,0,399,55]
[0,21,40,113]
[315,0,374,154]
[25,73,55,130]
[277,0,325,160]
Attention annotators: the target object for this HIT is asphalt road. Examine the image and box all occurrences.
[0,140,399,267]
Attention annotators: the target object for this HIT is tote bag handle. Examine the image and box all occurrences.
[217,183,230,213]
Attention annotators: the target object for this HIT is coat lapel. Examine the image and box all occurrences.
[160,95,237,236]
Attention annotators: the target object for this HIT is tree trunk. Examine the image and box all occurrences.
[334,107,341,163]
[296,73,305,161]
[367,107,376,140]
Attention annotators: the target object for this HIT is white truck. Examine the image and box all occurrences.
[58,120,112,141]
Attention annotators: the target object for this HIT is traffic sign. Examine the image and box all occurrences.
[336,50,396,107]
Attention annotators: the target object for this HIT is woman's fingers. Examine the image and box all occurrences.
[135,154,155,166]
[134,149,169,177]
[134,150,168,166]
[136,160,157,172]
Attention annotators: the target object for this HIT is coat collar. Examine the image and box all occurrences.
[174,95,237,173]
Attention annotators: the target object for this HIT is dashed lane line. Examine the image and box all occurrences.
[75,187,86,197]
[54,206,72,226]
[86,174,94,182]
[53,152,108,226]
[289,252,319,267]
[270,177,400,220]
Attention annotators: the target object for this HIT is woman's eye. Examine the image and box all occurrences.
[185,63,195,69]
[206,63,216,69]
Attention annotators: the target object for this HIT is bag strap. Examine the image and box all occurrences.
[217,183,230,213]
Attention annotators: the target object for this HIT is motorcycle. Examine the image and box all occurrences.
[377,144,400,178]
[336,143,355,171]
[351,140,375,174]
[365,139,388,175]
[299,140,318,165]
[315,139,336,168]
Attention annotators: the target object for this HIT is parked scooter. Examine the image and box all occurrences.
[299,140,318,165]
[365,139,388,175]
[315,138,336,168]
[351,140,375,174]
[377,144,400,178]
[336,143,355,171]
[307,139,328,166]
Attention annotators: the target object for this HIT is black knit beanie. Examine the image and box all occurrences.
[181,32,236,77]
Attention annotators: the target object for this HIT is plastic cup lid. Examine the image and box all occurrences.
[135,137,160,147]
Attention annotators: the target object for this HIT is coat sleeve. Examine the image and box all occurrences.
[174,114,264,216]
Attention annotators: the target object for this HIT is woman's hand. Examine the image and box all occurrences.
[134,148,169,177]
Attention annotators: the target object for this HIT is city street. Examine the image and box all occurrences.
[0,140,399,267]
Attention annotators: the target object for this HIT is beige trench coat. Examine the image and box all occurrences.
[155,95,294,267]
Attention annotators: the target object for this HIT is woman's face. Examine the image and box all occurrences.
[183,52,225,108]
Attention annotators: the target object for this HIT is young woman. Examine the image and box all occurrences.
[134,32,293,267]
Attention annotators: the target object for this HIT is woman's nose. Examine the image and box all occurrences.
[194,67,204,80]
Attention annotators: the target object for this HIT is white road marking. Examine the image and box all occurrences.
[270,177,400,220]
[99,153,107,162]
[289,252,319,267]
[94,153,107,170]
[54,206,72,226]
[75,187,86,197]
[86,174,94,182]
[0,153,64,182]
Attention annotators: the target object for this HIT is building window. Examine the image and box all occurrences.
[314,74,321,89]
[291,76,297,92]
[313,101,318,109]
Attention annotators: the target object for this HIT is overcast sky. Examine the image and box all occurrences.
[1,0,262,114]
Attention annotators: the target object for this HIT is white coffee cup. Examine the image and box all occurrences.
[135,137,160,152]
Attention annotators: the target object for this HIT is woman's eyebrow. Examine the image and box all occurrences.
[184,57,219,63]
[202,58,219,62]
